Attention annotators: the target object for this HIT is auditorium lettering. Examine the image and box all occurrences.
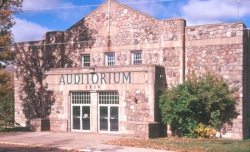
[59,72,131,85]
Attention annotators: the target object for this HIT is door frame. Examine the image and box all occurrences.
[98,105,119,133]
[71,104,91,132]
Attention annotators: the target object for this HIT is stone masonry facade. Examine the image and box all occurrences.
[14,0,249,139]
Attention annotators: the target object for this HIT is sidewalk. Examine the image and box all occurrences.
[0,132,171,152]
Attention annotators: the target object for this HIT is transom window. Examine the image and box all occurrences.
[72,92,90,104]
[131,51,142,65]
[106,53,115,66]
[99,92,119,104]
[82,54,90,67]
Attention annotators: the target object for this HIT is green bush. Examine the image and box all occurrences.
[0,91,14,120]
[159,72,239,138]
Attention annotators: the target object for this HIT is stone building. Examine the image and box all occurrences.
[14,0,250,139]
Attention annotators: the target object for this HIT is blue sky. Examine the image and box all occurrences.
[12,0,250,42]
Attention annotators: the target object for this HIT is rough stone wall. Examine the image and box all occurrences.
[45,31,65,68]
[13,0,249,139]
[62,1,181,67]
[14,35,64,126]
[14,76,26,126]
[125,123,148,138]
[123,122,160,139]
[162,20,179,41]
[124,89,149,122]
[14,41,47,126]
[160,19,185,87]
[50,91,64,119]
[162,47,182,86]
[14,0,181,127]
[186,23,243,40]
[185,22,245,139]
[50,119,68,131]
[83,3,160,47]
[30,118,50,131]
[123,89,149,138]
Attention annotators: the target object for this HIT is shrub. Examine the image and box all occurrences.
[193,123,216,139]
[159,72,239,138]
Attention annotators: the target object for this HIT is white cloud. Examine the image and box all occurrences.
[12,18,50,42]
[22,0,91,22]
[181,0,250,25]
[117,0,172,19]
[23,0,63,10]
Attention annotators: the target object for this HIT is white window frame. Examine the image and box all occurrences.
[82,54,90,67]
[105,53,115,66]
[131,51,142,65]
[98,92,119,133]
[71,92,91,132]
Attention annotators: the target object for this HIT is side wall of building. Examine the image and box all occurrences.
[185,22,246,139]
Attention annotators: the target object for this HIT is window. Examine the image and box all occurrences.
[72,92,90,104]
[131,51,142,65]
[82,54,90,67]
[106,53,115,66]
[99,92,119,104]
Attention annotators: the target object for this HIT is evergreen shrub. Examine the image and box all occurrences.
[159,72,239,138]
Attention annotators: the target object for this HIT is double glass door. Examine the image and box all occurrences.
[72,105,90,131]
[99,106,119,132]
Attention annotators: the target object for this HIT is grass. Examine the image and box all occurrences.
[106,137,250,152]
[0,126,30,134]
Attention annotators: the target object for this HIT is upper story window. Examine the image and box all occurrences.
[131,51,142,65]
[106,53,115,66]
[82,54,90,67]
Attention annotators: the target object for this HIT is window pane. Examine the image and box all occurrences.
[106,53,115,66]
[72,92,90,104]
[82,55,90,67]
[99,92,119,104]
[132,51,142,65]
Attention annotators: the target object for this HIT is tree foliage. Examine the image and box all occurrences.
[159,72,239,138]
[0,0,22,120]
[0,0,23,61]
[0,69,14,119]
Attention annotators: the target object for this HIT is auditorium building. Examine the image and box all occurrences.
[14,0,250,139]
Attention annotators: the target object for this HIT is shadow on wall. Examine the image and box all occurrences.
[14,19,96,126]
[243,26,250,139]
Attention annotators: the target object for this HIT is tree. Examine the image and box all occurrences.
[0,69,14,119]
[0,0,23,120]
[159,72,239,138]
[0,0,23,62]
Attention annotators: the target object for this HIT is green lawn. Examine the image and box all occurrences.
[106,137,250,152]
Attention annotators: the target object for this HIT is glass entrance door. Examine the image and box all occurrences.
[98,92,119,132]
[72,105,90,131]
[72,106,80,130]
[110,106,119,131]
[71,92,91,131]
[99,106,119,132]
[100,106,108,131]
[82,106,90,130]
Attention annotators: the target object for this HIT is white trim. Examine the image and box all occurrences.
[81,54,90,67]
[131,51,142,65]
[98,92,119,133]
[71,92,91,132]
[98,105,119,133]
[105,53,115,66]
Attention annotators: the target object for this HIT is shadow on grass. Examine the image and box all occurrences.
[0,127,31,132]
[222,141,235,144]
